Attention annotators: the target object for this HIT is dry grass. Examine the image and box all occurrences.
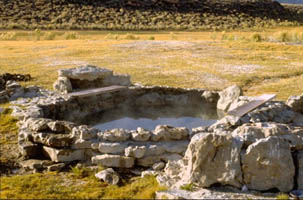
[1,29,303,99]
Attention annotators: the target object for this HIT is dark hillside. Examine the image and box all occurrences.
[0,0,302,30]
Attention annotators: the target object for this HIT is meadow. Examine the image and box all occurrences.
[1,27,303,198]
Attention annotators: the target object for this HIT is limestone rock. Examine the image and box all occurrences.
[152,162,165,171]
[53,76,72,94]
[141,169,159,177]
[92,154,135,168]
[124,146,146,158]
[98,142,127,154]
[19,141,39,158]
[217,85,242,112]
[202,91,220,104]
[181,132,243,188]
[33,132,73,148]
[20,159,53,171]
[59,65,113,81]
[135,92,163,106]
[131,127,151,141]
[43,146,84,162]
[297,151,303,190]
[232,125,265,147]
[137,156,161,167]
[26,118,52,132]
[161,141,189,154]
[145,144,165,156]
[103,128,130,142]
[152,125,189,141]
[72,126,97,140]
[47,163,66,172]
[242,136,295,192]
[95,168,120,185]
[103,74,131,86]
[73,139,92,149]
[47,121,75,133]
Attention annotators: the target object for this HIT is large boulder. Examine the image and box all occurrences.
[53,76,72,94]
[241,136,295,192]
[217,85,242,112]
[180,132,243,188]
[91,154,135,168]
[59,65,113,81]
[95,168,120,185]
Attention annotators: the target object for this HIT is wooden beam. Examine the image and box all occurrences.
[69,85,127,98]
[227,94,276,118]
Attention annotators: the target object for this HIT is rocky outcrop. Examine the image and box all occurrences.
[180,132,243,188]
[53,65,131,93]
[242,136,295,192]
[95,168,120,185]
[160,121,303,193]
[217,85,242,112]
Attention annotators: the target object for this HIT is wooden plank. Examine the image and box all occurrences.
[69,85,127,98]
[227,94,276,118]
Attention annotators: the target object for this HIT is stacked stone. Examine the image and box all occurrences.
[18,116,191,169]
[159,122,303,193]
[53,65,131,94]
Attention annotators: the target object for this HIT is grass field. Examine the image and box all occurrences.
[1,27,303,199]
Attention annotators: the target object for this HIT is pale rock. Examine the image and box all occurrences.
[131,127,151,141]
[137,156,161,167]
[20,159,53,171]
[26,118,52,132]
[232,125,265,147]
[53,76,72,94]
[141,169,159,177]
[145,144,165,156]
[124,146,146,158]
[160,153,183,162]
[43,146,84,162]
[152,162,165,171]
[47,121,75,133]
[152,125,189,141]
[95,168,120,185]
[59,65,113,81]
[161,141,189,154]
[103,128,130,142]
[47,163,66,172]
[92,154,134,168]
[217,85,242,112]
[19,141,39,158]
[201,91,220,104]
[180,132,243,188]
[241,136,295,192]
[98,142,127,154]
[73,139,92,149]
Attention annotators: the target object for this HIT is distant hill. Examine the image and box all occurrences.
[0,0,302,30]
[277,0,303,4]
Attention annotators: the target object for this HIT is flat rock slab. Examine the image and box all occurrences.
[228,94,276,117]
[69,85,127,98]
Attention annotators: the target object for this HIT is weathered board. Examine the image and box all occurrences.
[227,94,276,118]
[69,85,127,98]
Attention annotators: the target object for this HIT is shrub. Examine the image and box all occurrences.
[123,33,140,40]
[251,33,262,42]
[276,193,289,200]
[180,183,194,191]
[148,36,155,40]
[43,32,56,40]
[275,31,291,42]
[0,32,17,41]
[63,32,79,40]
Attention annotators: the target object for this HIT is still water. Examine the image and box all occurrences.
[87,104,218,131]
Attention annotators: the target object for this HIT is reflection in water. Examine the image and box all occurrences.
[86,104,218,131]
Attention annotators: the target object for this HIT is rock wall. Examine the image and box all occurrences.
[14,66,218,170]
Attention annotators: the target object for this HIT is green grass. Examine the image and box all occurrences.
[0,172,165,199]
[0,107,18,145]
